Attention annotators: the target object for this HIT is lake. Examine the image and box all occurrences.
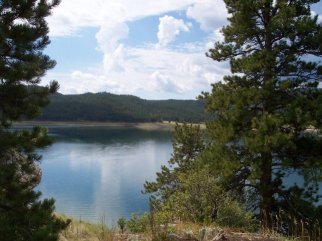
[36,126,173,225]
[22,125,321,225]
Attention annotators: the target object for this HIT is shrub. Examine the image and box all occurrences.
[217,198,258,232]
[117,217,126,233]
[127,213,150,233]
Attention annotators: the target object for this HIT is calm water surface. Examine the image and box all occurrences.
[37,127,172,224]
[24,126,321,224]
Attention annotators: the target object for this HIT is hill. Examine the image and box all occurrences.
[37,92,209,123]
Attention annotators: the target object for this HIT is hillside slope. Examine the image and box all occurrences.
[38,92,208,123]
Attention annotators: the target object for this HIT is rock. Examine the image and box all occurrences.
[198,227,224,241]
[168,233,185,241]
[127,234,138,241]
[211,233,227,241]
[58,234,68,241]
[126,234,149,241]
[167,230,198,241]
[199,228,206,241]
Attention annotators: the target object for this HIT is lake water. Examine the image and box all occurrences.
[24,126,321,225]
[37,127,173,225]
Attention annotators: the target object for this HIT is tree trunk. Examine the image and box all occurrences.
[259,152,273,231]
[260,1,274,231]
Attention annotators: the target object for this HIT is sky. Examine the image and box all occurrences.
[43,0,322,100]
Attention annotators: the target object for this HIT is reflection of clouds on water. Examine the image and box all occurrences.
[38,129,172,224]
[92,141,171,223]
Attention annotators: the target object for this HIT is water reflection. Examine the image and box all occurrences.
[50,127,171,144]
[38,127,172,224]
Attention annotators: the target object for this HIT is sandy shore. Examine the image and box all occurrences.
[13,121,180,130]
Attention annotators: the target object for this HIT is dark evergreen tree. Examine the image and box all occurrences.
[144,123,205,201]
[144,124,256,226]
[202,0,322,230]
[0,0,69,240]
[37,92,208,123]
[144,124,207,222]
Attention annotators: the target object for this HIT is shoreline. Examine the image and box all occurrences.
[13,121,179,130]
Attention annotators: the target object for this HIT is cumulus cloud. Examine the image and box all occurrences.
[47,0,228,36]
[45,43,229,98]
[157,15,190,47]
[178,58,202,75]
[151,71,183,93]
[95,22,129,73]
[186,0,228,31]
[311,11,322,23]
[96,22,129,53]
[44,0,231,99]
[47,0,199,37]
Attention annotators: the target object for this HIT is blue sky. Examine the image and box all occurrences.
[43,0,322,100]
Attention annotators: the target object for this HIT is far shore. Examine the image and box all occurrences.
[13,121,206,130]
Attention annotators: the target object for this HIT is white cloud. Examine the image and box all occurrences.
[103,44,126,73]
[96,22,129,53]
[47,0,228,38]
[95,22,129,73]
[47,0,199,37]
[150,71,183,93]
[178,58,202,75]
[48,44,229,98]
[311,11,322,23]
[44,0,230,99]
[157,15,190,47]
[186,0,228,31]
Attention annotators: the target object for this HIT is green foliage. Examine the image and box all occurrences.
[148,163,256,230]
[146,1,322,233]
[117,217,126,233]
[37,92,209,123]
[0,0,60,126]
[202,0,322,230]
[126,213,150,233]
[0,0,68,240]
[145,124,225,224]
[217,198,257,232]
[144,124,206,223]
[163,167,222,223]
[144,124,205,200]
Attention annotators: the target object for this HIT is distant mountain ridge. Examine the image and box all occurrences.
[38,92,208,123]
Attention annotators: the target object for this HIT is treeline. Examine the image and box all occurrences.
[37,92,209,122]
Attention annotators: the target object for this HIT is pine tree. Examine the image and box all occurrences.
[144,124,206,222]
[145,124,256,225]
[0,0,69,240]
[144,123,205,201]
[202,0,322,230]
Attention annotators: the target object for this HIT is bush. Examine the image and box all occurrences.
[117,217,126,233]
[127,213,150,233]
[217,198,258,232]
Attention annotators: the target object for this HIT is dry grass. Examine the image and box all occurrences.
[57,216,305,241]
[58,215,116,241]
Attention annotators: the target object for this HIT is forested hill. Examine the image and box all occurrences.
[37,92,209,122]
